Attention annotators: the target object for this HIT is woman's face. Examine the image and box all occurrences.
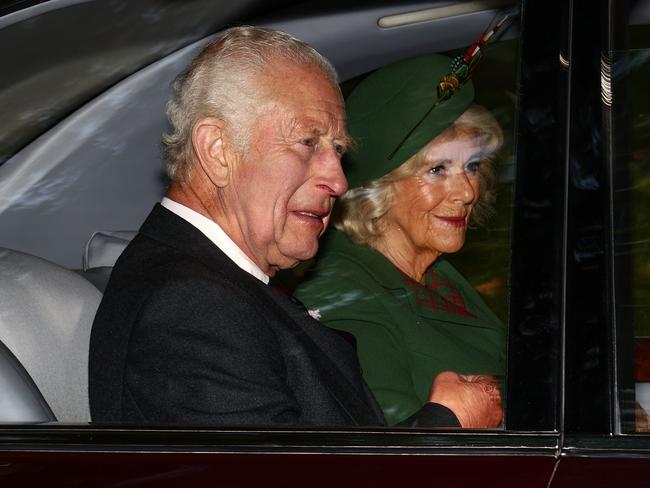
[385,133,483,261]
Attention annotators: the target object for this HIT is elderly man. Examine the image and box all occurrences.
[89,26,501,427]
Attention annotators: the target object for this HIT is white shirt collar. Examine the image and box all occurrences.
[160,197,269,284]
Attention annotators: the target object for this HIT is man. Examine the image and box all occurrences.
[89,26,501,427]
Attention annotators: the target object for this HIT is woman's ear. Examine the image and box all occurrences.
[191,117,231,188]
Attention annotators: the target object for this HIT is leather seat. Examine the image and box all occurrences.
[81,230,135,292]
[0,340,54,422]
[0,248,101,422]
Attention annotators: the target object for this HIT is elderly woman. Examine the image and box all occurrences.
[295,54,506,426]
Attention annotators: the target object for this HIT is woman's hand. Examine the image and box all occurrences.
[428,371,503,428]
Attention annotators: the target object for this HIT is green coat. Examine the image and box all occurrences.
[295,230,506,425]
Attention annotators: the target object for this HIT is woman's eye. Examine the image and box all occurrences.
[466,161,481,173]
[429,165,445,175]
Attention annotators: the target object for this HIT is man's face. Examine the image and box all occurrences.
[226,61,348,275]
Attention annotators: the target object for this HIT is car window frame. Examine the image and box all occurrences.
[0,0,568,464]
[561,0,650,457]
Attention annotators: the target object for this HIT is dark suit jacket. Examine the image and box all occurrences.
[89,204,458,427]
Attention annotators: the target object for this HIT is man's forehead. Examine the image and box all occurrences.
[257,60,348,140]
[291,111,348,137]
[263,59,338,97]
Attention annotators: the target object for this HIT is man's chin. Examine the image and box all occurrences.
[275,244,319,270]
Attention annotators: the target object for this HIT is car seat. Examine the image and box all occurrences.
[0,247,102,422]
[81,230,135,292]
[0,340,55,423]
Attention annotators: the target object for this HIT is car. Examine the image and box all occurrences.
[1,0,650,486]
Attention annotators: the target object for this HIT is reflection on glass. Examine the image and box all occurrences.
[612,43,650,432]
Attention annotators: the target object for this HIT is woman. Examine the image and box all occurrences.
[295,53,506,426]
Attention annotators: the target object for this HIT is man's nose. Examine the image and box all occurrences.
[316,147,348,196]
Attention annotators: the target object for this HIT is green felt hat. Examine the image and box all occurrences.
[344,54,474,189]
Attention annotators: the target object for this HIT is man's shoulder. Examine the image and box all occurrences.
[105,232,193,291]
[108,231,263,303]
[92,232,285,352]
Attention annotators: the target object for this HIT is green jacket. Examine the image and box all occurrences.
[295,230,506,425]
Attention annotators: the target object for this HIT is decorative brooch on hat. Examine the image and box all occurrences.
[388,10,518,160]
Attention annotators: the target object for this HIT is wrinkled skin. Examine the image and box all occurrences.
[170,59,349,276]
[378,135,483,284]
[429,371,503,428]
[226,62,349,274]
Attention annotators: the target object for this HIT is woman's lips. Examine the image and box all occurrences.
[435,215,467,227]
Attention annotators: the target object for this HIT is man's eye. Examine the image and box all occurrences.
[334,144,346,155]
[429,165,445,175]
[302,138,316,147]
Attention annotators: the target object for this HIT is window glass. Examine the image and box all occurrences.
[2,5,526,434]
[613,20,650,432]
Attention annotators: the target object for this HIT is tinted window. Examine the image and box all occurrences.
[612,5,650,433]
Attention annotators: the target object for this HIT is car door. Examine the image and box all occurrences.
[0,1,570,486]
[549,0,650,485]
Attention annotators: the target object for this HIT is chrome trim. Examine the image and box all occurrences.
[378,0,515,28]
[601,53,613,107]
[559,51,570,69]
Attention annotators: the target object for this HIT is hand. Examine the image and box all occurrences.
[428,371,503,428]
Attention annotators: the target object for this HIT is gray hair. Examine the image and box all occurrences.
[334,104,503,246]
[163,25,339,182]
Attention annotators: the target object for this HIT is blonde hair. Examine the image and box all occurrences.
[163,26,338,182]
[334,105,503,246]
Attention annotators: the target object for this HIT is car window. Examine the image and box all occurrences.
[0,0,566,440]
[612,16,650,433]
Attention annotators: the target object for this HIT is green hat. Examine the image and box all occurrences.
[344,54,474,189]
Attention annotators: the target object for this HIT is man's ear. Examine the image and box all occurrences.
[191,117,231,187]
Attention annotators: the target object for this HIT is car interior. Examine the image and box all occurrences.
[0,0,525,426]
